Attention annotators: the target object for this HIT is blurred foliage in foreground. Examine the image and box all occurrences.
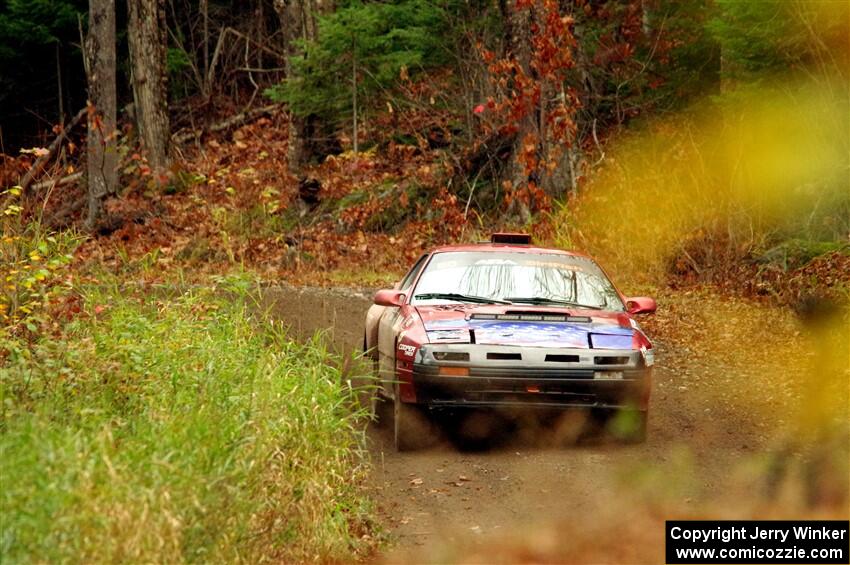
[566,82,850,272]
[558,0,849,302]
[559,75,849,302]
[0,279,375,563]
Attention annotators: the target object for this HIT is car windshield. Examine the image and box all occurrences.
[411,251,624,311]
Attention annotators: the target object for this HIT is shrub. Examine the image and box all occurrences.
[0,186,79,335]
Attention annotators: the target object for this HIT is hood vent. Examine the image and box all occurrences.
[471,313,592,323]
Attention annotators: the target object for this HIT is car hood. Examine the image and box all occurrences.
[416,304,634,349]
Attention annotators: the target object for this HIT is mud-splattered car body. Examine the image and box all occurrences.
[364,234,656,450]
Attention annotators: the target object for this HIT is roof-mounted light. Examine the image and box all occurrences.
[490,232,532,245]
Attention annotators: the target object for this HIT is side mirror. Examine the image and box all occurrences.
[625,296,656,315]
[374,289,406,307]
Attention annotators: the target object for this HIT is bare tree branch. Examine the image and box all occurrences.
[19,107,86,193]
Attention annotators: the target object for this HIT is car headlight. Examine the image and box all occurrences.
[414,345,428,363]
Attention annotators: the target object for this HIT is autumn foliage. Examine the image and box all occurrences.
[479,0,578,212]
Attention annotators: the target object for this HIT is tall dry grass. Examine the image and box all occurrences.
[558,78,849,287]
[1,277,375,563]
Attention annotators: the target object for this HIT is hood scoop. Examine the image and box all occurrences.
[470,312,592,323]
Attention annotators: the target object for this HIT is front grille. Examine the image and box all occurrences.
[487,352,522,360]
[545,354,580,363]
[595,356,630,365]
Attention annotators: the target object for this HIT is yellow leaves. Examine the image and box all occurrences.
[260,186,280,199]
[1,226,79,335]
[2,186,24,216]
[260,186,281,215]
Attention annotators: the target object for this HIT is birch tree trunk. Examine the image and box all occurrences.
[85,0,118,228]
[128,0,171,173]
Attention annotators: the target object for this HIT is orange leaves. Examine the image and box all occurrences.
[520,133,539,175]
[62,70,529,286]
[478,0,578,211]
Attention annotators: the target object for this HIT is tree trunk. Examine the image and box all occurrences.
[352,38,358,155]
[504,0,536,221]
[85,0,118,229]
[274,0,333,174]
[127,0,171,174]
[201,0,209,89]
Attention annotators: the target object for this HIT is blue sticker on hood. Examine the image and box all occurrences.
[425,319,632,348]
[589,333,633,349]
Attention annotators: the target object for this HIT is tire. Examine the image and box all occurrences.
[373,393,392,428]
[394,383,429,451]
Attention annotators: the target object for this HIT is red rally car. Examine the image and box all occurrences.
[364,233,657,450]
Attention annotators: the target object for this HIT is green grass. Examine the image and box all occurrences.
[1,277,375,563]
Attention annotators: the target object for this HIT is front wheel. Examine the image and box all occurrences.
[394,384,430,451]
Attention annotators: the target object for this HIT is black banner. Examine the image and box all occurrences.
[666,520,849,564]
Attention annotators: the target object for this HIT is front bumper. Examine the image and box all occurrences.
[408,344,652,410]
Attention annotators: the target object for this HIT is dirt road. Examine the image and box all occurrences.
[262,284,847,563]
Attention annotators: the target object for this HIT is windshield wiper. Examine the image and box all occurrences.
[414,293,512,305]
[503,296,603,309]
